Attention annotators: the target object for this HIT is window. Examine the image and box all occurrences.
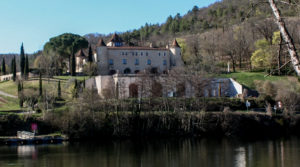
[122,52,124,55]
[109,59,114,65]
[136,52,138,56]
[132,52,134,56]
[123,59,127,64]
[164,52,166,56]
[163,60,167,65]
[141,52,143,56]
[147,59,151,65]
[125,52,128,56]
[158,52,161,56]
[135,59,139,65]
[146,52,148,56]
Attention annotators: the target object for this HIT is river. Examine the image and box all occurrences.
[0,137,300,167]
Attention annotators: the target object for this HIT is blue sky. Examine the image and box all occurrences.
[0,0,217,53]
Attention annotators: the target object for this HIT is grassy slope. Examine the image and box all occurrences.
[0,81,18,96]
[0,76,86,111]
[216,72,292,89]
[0,95,20,111]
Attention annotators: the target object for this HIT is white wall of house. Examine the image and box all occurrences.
[86,75,244,99]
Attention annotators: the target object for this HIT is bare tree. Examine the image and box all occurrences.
[268,0,300,76]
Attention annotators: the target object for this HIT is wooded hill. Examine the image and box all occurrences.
[85,0,300,74]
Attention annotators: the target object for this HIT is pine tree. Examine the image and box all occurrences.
[1,58,6,75]
[12,57,16,81]
[20,43,25,77]
[71,53,76,76]
[88,46,93,63]
[57,80,61,99]
[24,55,29,80]
[39,72,42,97]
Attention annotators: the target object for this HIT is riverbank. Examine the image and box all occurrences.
[1,111,299,140]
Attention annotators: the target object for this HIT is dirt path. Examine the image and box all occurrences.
[0,90,17,99]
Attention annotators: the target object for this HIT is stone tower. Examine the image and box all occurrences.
[96,39,109,75]
[169,39,183,67]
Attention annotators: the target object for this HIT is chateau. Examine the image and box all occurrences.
[83,34,245,99]
[77,33,183,75]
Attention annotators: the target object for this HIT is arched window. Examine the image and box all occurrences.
[124,68,131,74]
[129,83,138,98]
[109,70,116,75]
[150,67,158,74]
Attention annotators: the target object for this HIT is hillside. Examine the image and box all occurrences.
[84,0,300,75]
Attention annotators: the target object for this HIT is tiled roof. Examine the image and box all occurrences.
[97,39,106,46]
[172,39,180,47]
[75,49,87,58]
[110,33,123,43]
[107,46,168,51]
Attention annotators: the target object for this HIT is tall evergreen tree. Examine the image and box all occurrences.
[1,58,6,75]
[73,79,78,98]
[88,46,93,63]
[71,53,76,76]
[24,55,29,80]
[39,72,42,97]
[11,57,17,81]
[20,43,25,77]
[57,80,61,99]
[18,81,23,107]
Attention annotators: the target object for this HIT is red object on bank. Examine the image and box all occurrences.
[31,123,38,132]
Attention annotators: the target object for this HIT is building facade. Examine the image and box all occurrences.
[93,33,183,75]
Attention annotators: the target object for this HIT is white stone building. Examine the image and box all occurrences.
[92,33,183,75]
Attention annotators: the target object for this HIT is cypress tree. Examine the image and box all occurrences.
[88,46,93,63]
[12,57,16,81]
[20,43,25,77]
[18,81,23,107]
[39,72,42,97]
[57,80,61,99]
[73,79,78,98]
[83,78,86,88]
[71,53,76,76]
[1,58,6,75]
[24,55,29,80]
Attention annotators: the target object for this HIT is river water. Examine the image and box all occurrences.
[0,137,300,167]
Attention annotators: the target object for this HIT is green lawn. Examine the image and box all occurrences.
[0,80,18,96]
[216,72,292,89]
[0,95,20,111]
[54,76,88,81]
[0,76,85,112]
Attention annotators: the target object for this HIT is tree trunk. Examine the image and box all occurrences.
[278,34,283,75]
[231,57,236,72]
[268,0,300,76]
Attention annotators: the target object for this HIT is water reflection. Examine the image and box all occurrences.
[235,147,246,167]
[0,137,300,167]
[17,145,37,159]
